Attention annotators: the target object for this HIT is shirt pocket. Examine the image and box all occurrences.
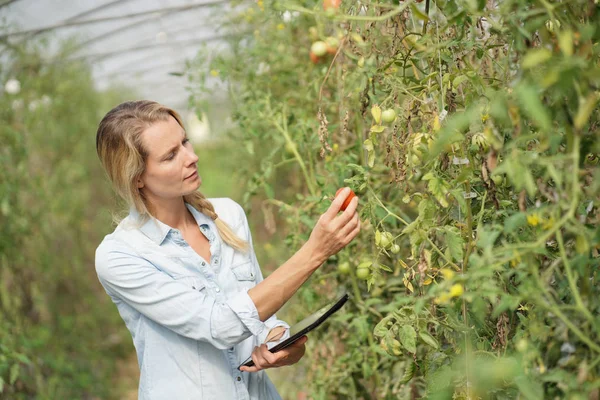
[174,275,207,292]
[230,260,256,282]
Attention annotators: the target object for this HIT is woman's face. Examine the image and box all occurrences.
[137,115,201,201]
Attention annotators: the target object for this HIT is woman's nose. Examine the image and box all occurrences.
[185,145,199,164]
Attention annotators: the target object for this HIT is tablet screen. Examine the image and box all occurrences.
[288,301,333,337]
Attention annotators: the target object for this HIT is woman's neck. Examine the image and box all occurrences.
[147,197,196,232]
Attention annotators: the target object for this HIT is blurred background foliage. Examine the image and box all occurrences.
[0,32,244,399]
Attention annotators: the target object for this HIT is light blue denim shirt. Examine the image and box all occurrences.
[95,198,290,400]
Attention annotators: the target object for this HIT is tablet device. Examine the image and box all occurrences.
[238,293,349,369]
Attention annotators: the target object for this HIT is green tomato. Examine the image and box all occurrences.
[311,41,328,57]
[338,261,351,274]
[284,142,296,156]
[491,174,503,186]
[381,109,397,123]
[379,232,394,249]
[391,244,400,254]
[469,143,479,155]
[515,339,528,353]
[356,267,370,280]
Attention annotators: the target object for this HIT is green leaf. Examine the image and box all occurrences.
[452,74,469,87]
[410,3,429,21]
[370,125,385,133]
[419,331,439,349]
[450,189,468,215]
[504,212,527,234]
[477,226,501,251]
[574,92,600,130]
[514,375,544,400]
[558,29,573,57]
[428,178,449,208]
[445,226,464,262]
[374,315,394,337]
[521,49,552,69]
[428,107,476,158]
[545,163,563,186]
[9,364,19,385]
[263,183,274,199]
[515,83,552,132]
[398,325,417,353]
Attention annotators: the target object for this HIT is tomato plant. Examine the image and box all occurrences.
[189,0,600,398]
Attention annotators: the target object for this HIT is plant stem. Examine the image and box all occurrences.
[556,227,597,329]
[271,109,317,197]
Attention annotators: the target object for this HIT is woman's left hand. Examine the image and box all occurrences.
[239,336,308,372]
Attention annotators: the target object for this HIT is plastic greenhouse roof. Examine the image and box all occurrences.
[1,0,235,112]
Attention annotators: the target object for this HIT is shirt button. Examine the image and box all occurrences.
[215,287,220,293]
[229,347,234,352]
[236,376,242,381]
[201,262,206,266]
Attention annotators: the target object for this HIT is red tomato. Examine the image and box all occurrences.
[323,0,341,10]
[335,188,356,211]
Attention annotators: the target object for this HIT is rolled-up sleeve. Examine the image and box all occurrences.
[235,202,290,344]
[95,240,267,349]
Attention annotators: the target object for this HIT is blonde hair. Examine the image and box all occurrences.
[96,100,248,252]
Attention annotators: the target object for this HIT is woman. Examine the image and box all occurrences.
[94,100,361,400]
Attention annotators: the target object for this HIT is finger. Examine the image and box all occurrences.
[259,344,278,365]
[338,211,359,238]
[323,187,351,220]
[332,196,359,230]
[251,347,267,370]
[343,217,361,244]
[240,365,260,373]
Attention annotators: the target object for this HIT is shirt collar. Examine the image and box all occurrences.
[128,203,213,245]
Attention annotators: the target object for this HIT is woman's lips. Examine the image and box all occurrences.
[184,170,198,180]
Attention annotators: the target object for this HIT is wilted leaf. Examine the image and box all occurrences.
[399,325,417,353]
[371,105,382,124]
[445,226,464,262]
[419,330,439,349]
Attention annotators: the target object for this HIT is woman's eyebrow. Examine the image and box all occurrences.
[160,131,188,159]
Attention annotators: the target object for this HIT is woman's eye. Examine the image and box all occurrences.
[166,153,175,160]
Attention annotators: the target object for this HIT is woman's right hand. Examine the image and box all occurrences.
[306,187,361,263]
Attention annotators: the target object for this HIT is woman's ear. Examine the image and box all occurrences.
[137,179,144,189]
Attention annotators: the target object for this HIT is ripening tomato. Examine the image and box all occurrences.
[335,188,356,211]
[311,41,329,57]
[323,0,341,10]
[309,51,322,64]
[325,37,339,54]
